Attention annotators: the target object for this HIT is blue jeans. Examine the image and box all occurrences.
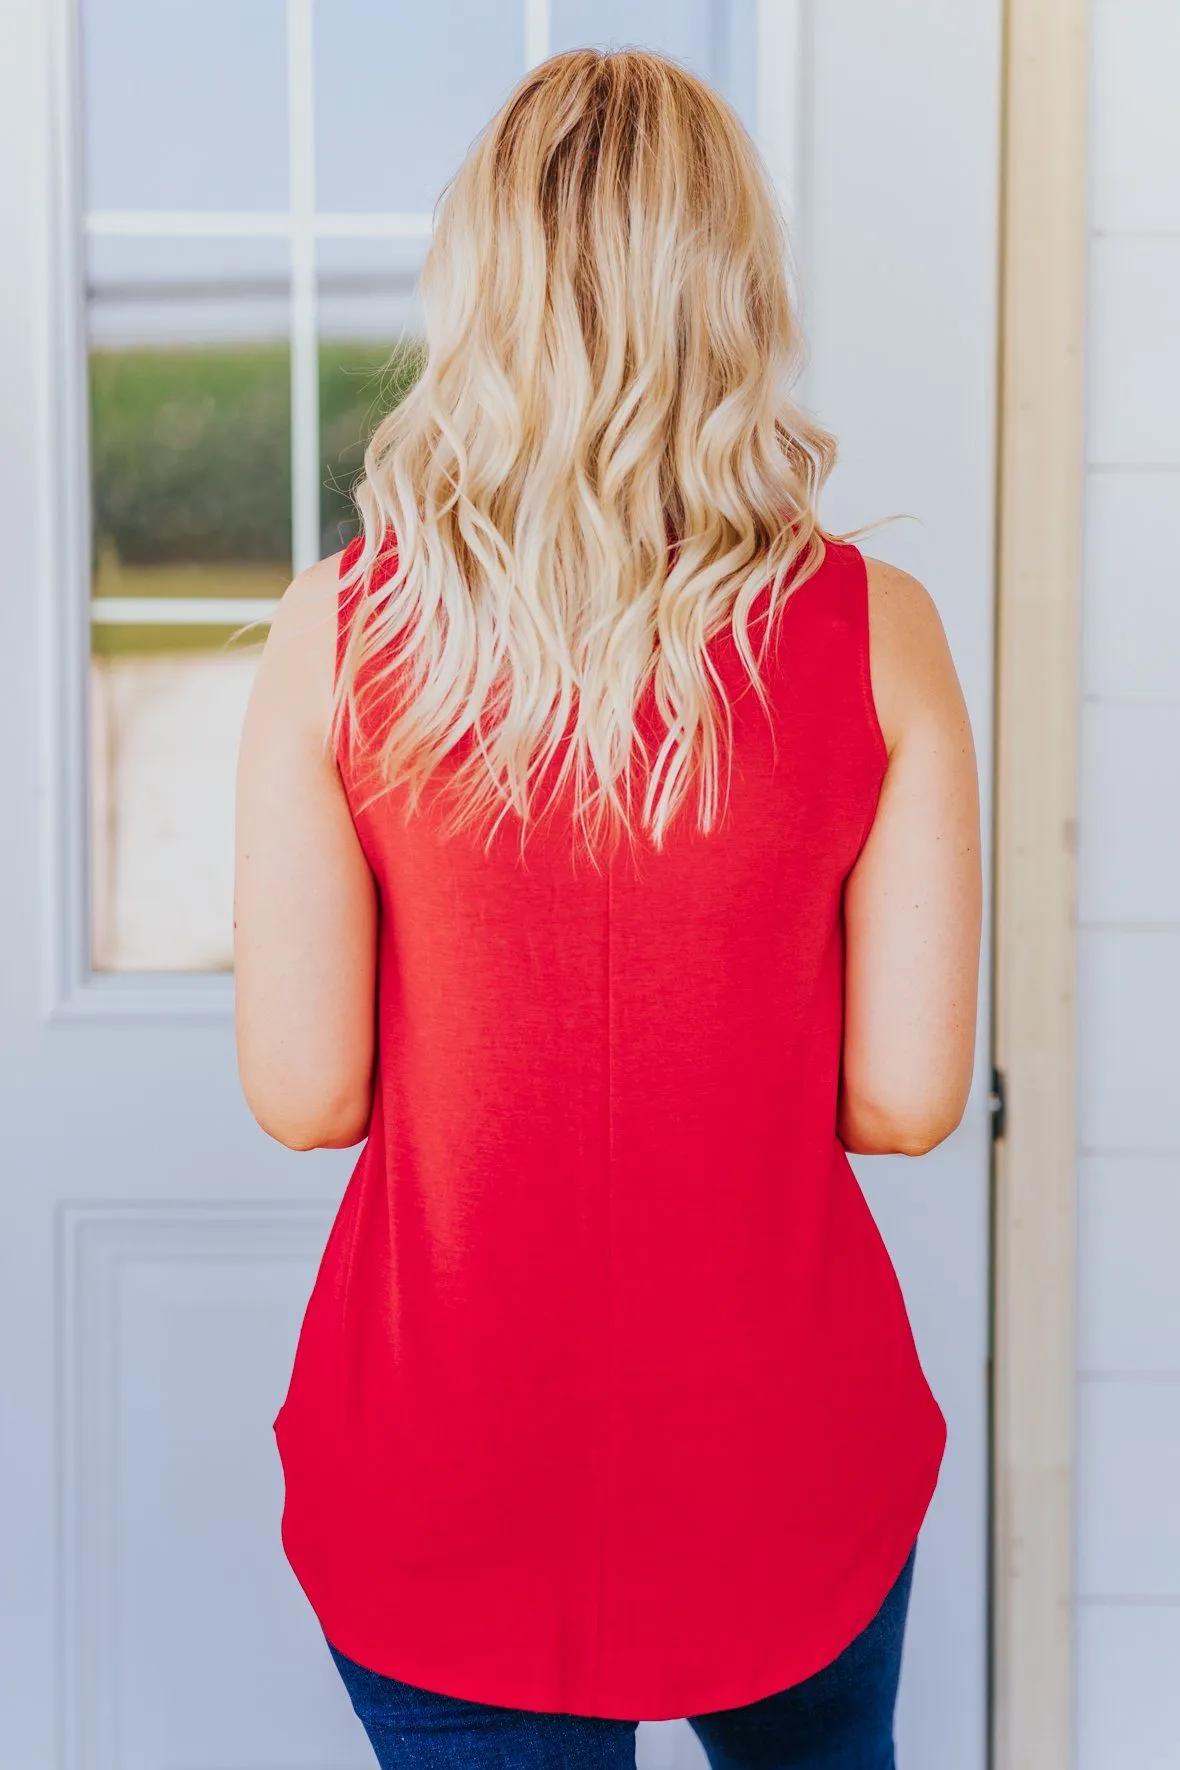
[324,1538,918,1768]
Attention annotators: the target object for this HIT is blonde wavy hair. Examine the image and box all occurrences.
[333,46,864,861]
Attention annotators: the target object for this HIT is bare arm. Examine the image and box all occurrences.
[837,557,983,1157]
[233,552,378,1151]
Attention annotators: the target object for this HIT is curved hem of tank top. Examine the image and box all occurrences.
[303,1421,948,1725]
[676,1428,948,1722]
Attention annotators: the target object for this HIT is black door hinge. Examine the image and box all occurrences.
[989,1065,1007,1142]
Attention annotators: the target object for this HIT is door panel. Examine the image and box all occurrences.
[0,3,996,1765]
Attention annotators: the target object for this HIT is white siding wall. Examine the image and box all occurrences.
[1076,5,1180,1766]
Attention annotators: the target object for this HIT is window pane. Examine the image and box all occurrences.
[87,234,292,601]
[91,637,263,973]
[317,237,426,554]
[79,0,288,212]
[314,0,524,212]
[86,234,291,972]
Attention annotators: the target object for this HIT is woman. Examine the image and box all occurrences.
[234,46,981,1770]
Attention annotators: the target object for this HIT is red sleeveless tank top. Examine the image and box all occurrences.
[272,530,947,1721]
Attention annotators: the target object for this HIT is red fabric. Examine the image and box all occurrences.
[272,530,947,1721]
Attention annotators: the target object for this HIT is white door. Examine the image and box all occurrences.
[0,3,997,1766]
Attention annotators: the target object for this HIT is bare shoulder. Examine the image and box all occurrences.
[248,550,348,738]
[260,549,347,677]
[863,554,948,654]
[862,554,964,756]
[268,548,347,645]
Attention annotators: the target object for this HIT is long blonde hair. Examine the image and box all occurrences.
[334,47,856,860]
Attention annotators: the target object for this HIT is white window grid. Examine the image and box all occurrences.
[87,0,803,636]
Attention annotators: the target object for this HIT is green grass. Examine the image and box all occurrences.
[319,338,425,550]
[88,335,425,573]
[91,622,271,659]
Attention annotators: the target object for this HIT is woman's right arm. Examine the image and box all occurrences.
[837,556,983,1157]
[234,555,378,1151]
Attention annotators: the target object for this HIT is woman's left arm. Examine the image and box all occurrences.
[234,553,378,1150]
